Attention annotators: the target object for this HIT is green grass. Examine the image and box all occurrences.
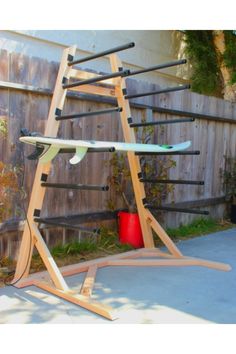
[30,227,134,271]
[51,240,97,257]
[47,218,234,260]
[166,218,233,240]
[50,227,133,259]
[98,227,134,252]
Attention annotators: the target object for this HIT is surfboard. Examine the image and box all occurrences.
[19,136,191,165]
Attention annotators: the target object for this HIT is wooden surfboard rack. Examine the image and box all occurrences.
[13,43,231,321]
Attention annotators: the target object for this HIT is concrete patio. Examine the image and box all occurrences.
[0,227,236,324]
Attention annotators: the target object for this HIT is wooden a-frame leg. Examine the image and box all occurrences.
[109,53,184,257]
[144,209,183,257]
[32,224,69,291]
[13,45,76,283]
[34,280,118,321]
[109,53,155,249]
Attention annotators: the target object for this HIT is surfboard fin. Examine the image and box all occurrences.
[39,145,61,164]
[27,144,45,160]
[69,147,88,165]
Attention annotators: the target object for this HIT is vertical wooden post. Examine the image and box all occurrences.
[109,54,155,248]
[13,46,77,284]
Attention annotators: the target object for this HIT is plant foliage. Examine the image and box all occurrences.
[107,122,176,212]
[0,117,21,221]
[0,118,7,137]
[223,31,236,84]
[184,30,236,98]
[184,30,222,96]
[0,162,19,221]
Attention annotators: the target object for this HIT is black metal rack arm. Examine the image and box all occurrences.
[34,218,100,234]
[41,182,109,191]
[140,179,204,185]
[129,117,194,127]
[63,69,130,89]
[127,59,187,77]
[135,150,200,156]
[125,84,190,100]
[55,107,122,121]
[68,42,135,66]
[152,106,236,124]
[59,147,116,154]
[144,204,209,215]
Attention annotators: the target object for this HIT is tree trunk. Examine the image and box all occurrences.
[212,30,236,102]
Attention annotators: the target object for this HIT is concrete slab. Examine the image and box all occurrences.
[0,228,236,324]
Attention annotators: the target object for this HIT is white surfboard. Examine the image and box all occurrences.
[20,136,191,165]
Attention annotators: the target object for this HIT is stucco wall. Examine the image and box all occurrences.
[0,30,187,86]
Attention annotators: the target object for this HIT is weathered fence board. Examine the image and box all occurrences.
[1,49,236,257]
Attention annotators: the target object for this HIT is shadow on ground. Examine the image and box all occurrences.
[0,228,236,324]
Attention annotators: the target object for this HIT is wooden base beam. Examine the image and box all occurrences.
[13,246,231,320]
[34,280,117,321]
[107,258,231,271]
[80,265,98,297]
[14,249,145,288]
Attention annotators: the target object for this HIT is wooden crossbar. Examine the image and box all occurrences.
[70,68,119,86]
[68,84,116,97]
[63,70,130,89]
[13,45,231,321]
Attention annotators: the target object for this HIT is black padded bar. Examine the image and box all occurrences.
[32,210,124,227]
[126,84,190,100]
[41,182,109,191]
[144,204,209,215]
[130,117,194,127]
[152,106,236,124]
[135,150,200,156]
[59,147,115,154]
[127,59,187,77]
[140,178,204,185]
[68,42,135,66]
[63,70,130,89]
[34,218,100,234]
[88,147,115,152]
[55,107,122,121]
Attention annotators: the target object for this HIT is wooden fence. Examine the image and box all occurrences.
[1,48,236,258]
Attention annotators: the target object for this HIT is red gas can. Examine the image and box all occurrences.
[118,211,144,248]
